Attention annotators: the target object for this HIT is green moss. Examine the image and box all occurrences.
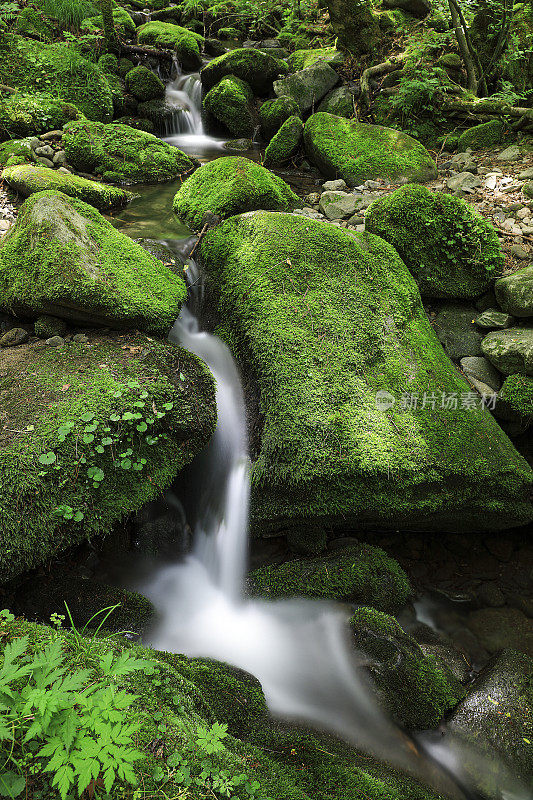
[113,115,155,133]
[204,75,255,137]
[0,333,216,582]
[34,314,67,338]
[0,190,186,332]
[259,96,300,141]
[200,47,288,95]
[0,36,113,122]
[98,53,120,75]
[248,543,411,612]
[350,607,465,729]
[119,57,135,77]
[2,164,132,211]
[365,184,504,298]
[218,26,240,38]
[125,65,165,102]
[0,92,83,142]
[457,120,504,152]
[327,0,381,55]
[62,120,197,183]
[12,7,54,41]
[500,374,533,419]
[0,615,443,800]
[0,137,33,168]
[287,47,339,72]
[173,156,300,230]
[81,6,135,36]
[264,116,304,166]
[303,113,437,187]
[137,21,204,70]
[198,211,533,536]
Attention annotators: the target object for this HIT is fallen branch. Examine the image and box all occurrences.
[188,222,210,259]
[0,84,17,94]
[360,54,407,109]
[118,43,174,61]
[443,98,533,122]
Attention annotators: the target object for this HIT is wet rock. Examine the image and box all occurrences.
[434,305,483,359]
[466,608,533,656]
[496,264,533,318]
[46,335,65,347]
[482,328,533,375]
[460,356,502,391]
[319,190,357,219]
[475,309,514,330]
[446,649,533,797]
[0,327,29,347]
[274,62,339,114]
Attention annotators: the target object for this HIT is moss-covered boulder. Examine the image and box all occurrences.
[137,21,204,70]
[62,120,197,183]
[125,65,165,102]
[199,211,533,539]
[326,0,381,55]
[264,116,303,167]
[350,608,465,729]
[204,76,256,137]
[274,63,339,114]
[481,328,533,376]
[318,86,357,117]
[0,93,83,142]
[200,48,288,95]
[0,191,186,331]
[303,113,437,187]
[495,264,533,318]
[0,613,446,800]
[499,374,533,420]
[0,333,216,582]
[173,157,299,229]
[258,96,300,141]
[458,120,505,152]
[0,137,33,168]
[248,543,411,612]
[0,36,113,122]
[287,47,340,72]
[81,6,135,36]
[365,184,504,299]
[2,164,132,211]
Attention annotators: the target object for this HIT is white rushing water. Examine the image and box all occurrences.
[163,69,224,153]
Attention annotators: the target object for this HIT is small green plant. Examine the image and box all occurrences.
[0,615,156,799]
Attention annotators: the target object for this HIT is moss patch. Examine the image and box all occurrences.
[2,164,132,211]
[137,21,204,70]
[204,76,256,137]
[201,47,288,94]
[457,120,505,152]
[287,47,339,72]
[0,333,216,582]
[0,190,186,332]
[125,65,165,102]
[199,211,533,538]
[303,112,437,186]
[173,157,300,230]
[365,184,504,299]
[0,137,33,168]
[0,92,83,142]
[500,374,533,419]
[264,116,304,167]
[81,6,135,37]
[62,120,197,184]
[259,96,300,141]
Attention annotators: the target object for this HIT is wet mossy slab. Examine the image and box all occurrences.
[200,48,288,94]
[204,76,256,137]
[137,21,204,71]
[0,332,216,583]
[2,164,132,211]
[199,211,533,539]
[303,113,437,186]
[0,191,186,331]
[62,120,197,184]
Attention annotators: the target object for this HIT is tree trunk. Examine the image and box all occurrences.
[100,0,119,52]
[448,0,478,95]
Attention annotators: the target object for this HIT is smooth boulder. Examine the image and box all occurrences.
[199,211,533,541]
[173,157,299,229]
[273,62,339,114]
[303,113,437,187]
[481,328,533,376]
[0,191,186,332]
[200,48,288,94]
[204,76,256,137]
[496,264,533,318]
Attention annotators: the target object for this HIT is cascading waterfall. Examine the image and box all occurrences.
[140,263,529,800]
[163,65,223,152]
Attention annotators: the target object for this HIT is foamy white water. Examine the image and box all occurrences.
[163,70,224,153]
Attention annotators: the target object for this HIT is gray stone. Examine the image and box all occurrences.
[510,243,530,260]
[446,171,482,192]
[319,190,357,220]
[52,150,67,167]
[72,333,89,343]
[35,157,54,169]
[46,336,66,347]
[496,265,533,317]
[447,649,533,797]
[34,144,55,159]
[322,179,348,191]
[481,327,533,375]
[450,152,478,173]
[274,61,339,113]
[497,144,521,162]
[475,309,514,330]
[317,86,358,118]
[519,167,533,180]
[40,130,64,141]
[0,327,29,347]
[460,356,502,391]
[434,305,483,359]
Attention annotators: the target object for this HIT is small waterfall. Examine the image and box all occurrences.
[163,64,224,153]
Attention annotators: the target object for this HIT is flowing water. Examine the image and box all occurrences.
[162,67,225,156]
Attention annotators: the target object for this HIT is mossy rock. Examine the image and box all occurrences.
[204,76,255,137]
[481,328,533,376]
[112,115,155,133]
[0,93,83,142]
[81,6,135,36]
[199,211,533,538]
[34,315,67,338]
[248,542,411,612]
[218,26,240,39]
[458,120,505,152]
[12,6,54,41]
[273,62,339,114]
[0,36,113,122]
[173,157,300,230]
[303,113,437,187]
[499,374,533,420]
[259,96,300,142]
[137,21,204,70]
[98,53,120,75]
[0,614,446,800]
[119,57,135,77]
[287,47,340,72]
[2,164,132,212]
[495,263,533,318]
[62,120,197,184]
[317,86,357,118]
[0,333,215,582]
[326,0,381,55]
[0,190,186,332]
[365,184,504,299]
[350,607,465,729]
[0,137,33,168]
[264,116,303,167]
[125,65,165,102]
[200,47,288,95]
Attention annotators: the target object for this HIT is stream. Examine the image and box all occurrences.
[116,69,529,800]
